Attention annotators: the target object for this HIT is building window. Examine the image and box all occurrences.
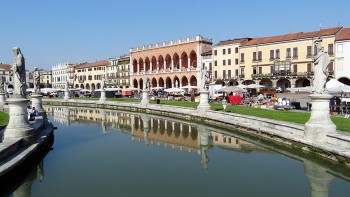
[240,53,245,62]
[228,59,231,65]
[228,70,231,79]
[235,59,239,65]
[276,49,280,59]
[235,69,238,76]
[286,48,291,58]
[259,67,262,74]
[235,47,238,53]
[228,48,231,54]
[337,44,343,52]
[209,63,212,71]
[293,64,298,72]
[223,60,226,66]
[258,51,262,61]
[293,47,298,58]
[214,50,217,55]
[223,70,226,79]
[253,67,257,74]
[240,68,244,75]
[214,71,217,79]
[270,66,274,73]
[328,44,334,55]
[253,52,257,61]
[307,46,312,57]
[328,62,334,71]
[223,49,226,55]
[270,50,274,60]
[215,61,217,66]
[314,45,317,55]
[307,63,312,72]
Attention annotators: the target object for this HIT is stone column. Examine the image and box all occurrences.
[137,63,140,73]
[64,90,69,100]
[4,97,35,144]
[31,93,46,117]
[304,94,336,143]
[99,90,107,103]
[197,90,211,113]
[171,59,174,72]
[0,93,6,110]
[150,62,153,73]
[188,57,191,70]
[179,58,182,71]
[163,60,166,71]
[141,89,149,107]
[143,62,146,74]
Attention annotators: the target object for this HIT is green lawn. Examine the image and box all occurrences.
[52,97,350,132]
[0,111,9,129]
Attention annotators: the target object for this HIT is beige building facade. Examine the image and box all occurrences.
[212,38,251,86]
[130,35,212,91]
[73,60,108,91]
[107,55,131,89]
[239,27,342,90]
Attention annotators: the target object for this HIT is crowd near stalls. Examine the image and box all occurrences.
[209,85,299,111]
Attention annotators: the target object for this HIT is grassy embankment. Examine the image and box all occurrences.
[0,112,9,130]
[69,97,350,132]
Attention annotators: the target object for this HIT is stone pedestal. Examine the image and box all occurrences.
[141,91,149,107]
[0,93,6,111]
[197,90,210,113]
[304,94,336,143]
[3,98,35,144]
[31,93,45,116]
[64,90,70,100]
[99,90,107,102]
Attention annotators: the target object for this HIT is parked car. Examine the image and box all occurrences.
[276,87,284,93]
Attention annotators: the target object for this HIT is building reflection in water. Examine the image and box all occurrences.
[41,106,350,197]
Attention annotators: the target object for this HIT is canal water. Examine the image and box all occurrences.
[2,106,350,197]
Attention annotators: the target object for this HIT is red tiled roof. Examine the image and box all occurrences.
[336,28,350,41]
[0,64,12,71]
[75,60,109,69]
[242,27,342,47]
[215,38,251,46]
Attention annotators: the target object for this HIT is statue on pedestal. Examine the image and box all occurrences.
[312,37,330,94]
[101,76,106,90]
[12,47,26,97]
[34,67,40,93]
[200,66,208,91]
[143,75,149,91]
[65,80,69,92]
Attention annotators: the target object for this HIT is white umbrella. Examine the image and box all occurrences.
[124,87,139,91]
[246,84,265,89]
[286,86,312,93]
[80,89,91,92]
[216,86,247,93]
[180,85,198,89]
[236,84,247,88]
[164,88,185,93]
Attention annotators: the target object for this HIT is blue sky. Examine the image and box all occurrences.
[1,0,349,70]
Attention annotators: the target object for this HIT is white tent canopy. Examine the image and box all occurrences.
[326,79,346,89]
[246,84,265,89]
[164,88,185,93]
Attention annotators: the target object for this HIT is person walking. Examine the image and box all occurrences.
[222,96,227,112]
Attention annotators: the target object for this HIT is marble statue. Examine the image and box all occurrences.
[200,66,208,91]
[12,47,26,97]
[0,76,5,94]
[312,37,330,94]
[175,80,178,88]
[65,80,69,92]
[34,67,40,93]
[143,75,149,91]
[101,76,106,90]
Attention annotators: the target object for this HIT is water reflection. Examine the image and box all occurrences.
[12,105,346,196]
[1,136,53,197]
